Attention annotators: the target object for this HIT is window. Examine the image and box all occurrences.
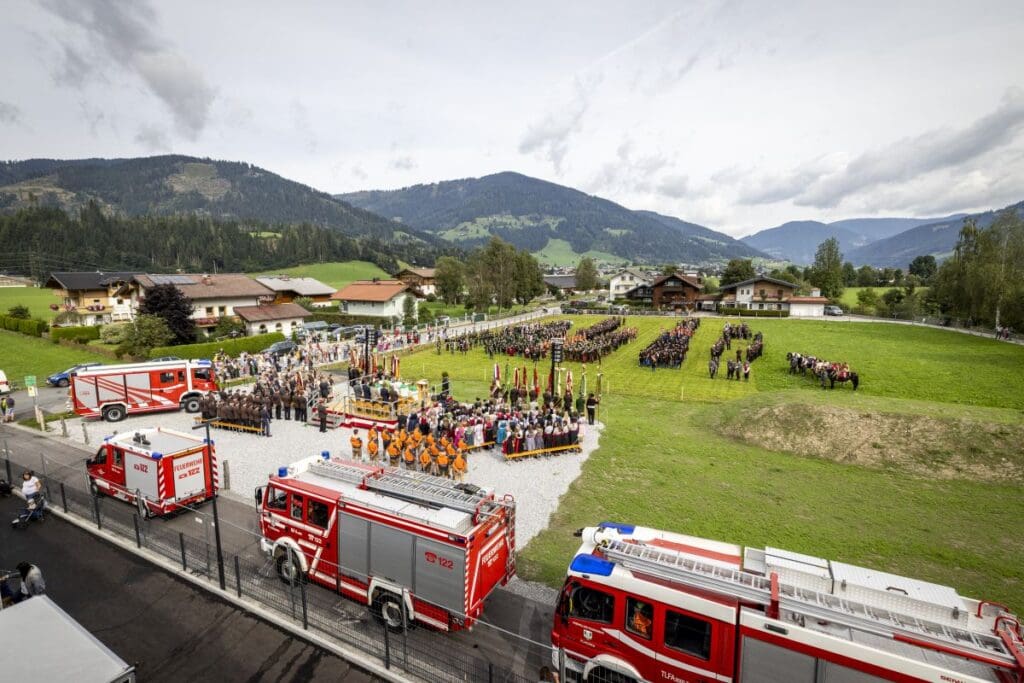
[307,499,329,528]
[258,324,267,334]
[218,306,226,315]
[664,610,711,660]
[113,448,123,468]
[159,372,175,383]
[759,303,764,310]
[194,368,211,381]
[275,322,283,331]
[777,289,783,299]
[206,306,214,316]
[92,449,107,466]
[116,298,124,305]
[177,371,185,381]
[569,585,615,623]
[290,493,304,521]
[266,486,287,510]
[759,289,766,297]
[626,597,654,639]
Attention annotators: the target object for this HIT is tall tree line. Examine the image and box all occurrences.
[0,202,447,279]
[434,237,545,311]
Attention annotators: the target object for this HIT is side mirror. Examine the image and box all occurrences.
[254,486,264,506]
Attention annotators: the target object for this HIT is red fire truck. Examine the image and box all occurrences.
[257,457,516,632]
[71,359,217,422]
[86,427,218,517]
[552,523,1024,683]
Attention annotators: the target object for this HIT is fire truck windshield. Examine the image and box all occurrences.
[266,486,287,510]
[569,584,615,623]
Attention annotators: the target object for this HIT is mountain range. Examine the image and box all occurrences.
[0,155,1018,270]
[337,172,764,265]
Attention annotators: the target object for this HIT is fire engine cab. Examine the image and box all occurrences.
[87,427,218,517]
[71,359,217,422]
[257,456,516,632]
[552,523,1024,683]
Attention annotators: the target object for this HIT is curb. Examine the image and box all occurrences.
[14,489,410,682]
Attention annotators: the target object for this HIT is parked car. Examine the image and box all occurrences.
[435,315,451,326]
[0,369,10,395]
[824,305,844,316]
[46,363,103,388]
[262,340,297,356]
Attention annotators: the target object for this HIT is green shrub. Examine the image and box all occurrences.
[51,325,101,342]
[148,331,286,359]
[0,314,48,336]
[717,307,790,318]
[100,322,130,345]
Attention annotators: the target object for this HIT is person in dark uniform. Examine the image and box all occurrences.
[585,393,599,426]
[317,399,328,433]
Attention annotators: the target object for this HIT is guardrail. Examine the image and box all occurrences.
[0,442,559,683]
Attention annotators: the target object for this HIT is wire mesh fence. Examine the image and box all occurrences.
[1,448,556,683]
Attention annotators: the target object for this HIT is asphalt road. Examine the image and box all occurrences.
[0,422,557,681]
[0,494,382,682]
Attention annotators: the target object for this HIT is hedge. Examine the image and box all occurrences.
[309,311,389,327]
[0,315,48,337]
[717,307,790,318]
[50,325,102,343]
[148,332,287,360]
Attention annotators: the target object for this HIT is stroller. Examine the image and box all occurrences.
[11,494,46,529]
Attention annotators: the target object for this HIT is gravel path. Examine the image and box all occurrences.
[65,407,603,550]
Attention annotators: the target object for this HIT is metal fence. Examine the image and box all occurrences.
[0,445,558,683]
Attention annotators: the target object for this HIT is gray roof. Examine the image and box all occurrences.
[255,276,336,296]
[543,275,577,289]
[45,271,142,291]
[720,275,799,291]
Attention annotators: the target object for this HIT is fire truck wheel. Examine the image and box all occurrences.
[372,592,406,631]
[275,552,305,584]
[102,405,126,422]
[182,397,201,413]
[587,668,635,683]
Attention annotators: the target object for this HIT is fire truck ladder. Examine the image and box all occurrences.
[308,459,504,516]
[600,539,1019,670]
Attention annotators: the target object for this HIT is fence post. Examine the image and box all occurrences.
[91,486,102,530]
[81,422,89,445]
[39,453,51,498]
[132,514,142,548]
[60,416,68,437]
[383,621,391,670]
[558,647,566,683]
[179,532,187,570]
[401,588,409,669]
[300,580,308,630]
[234,556,242,598]
[488,662,494,683]
[59,483,67,513]
[222,460,230,491]
[4,441,11,482]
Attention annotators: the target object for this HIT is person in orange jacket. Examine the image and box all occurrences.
[418,448,431,473]
[367,438,379,462]
[437,450,450,478]
[387,440,400,467]
[403,445,416,470]
[350,429,363,461]
[452,451,467,482]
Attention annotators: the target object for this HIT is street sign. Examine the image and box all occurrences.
[27,385,37,397]
[24,375,36,387]
[551,339,564,364]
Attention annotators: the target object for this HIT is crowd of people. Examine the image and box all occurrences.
[638,319,700,369]
[708,325,763,381]
[563,317,638,363]
[480,320,573,360]
[201,362,336,436]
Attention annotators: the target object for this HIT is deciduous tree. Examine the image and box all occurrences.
[574,257,599,292]
[809,237,844,300]
[435,256,465,305]
[720,259,755,287]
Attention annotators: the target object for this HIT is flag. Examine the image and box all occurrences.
[371,352,378,375]
[394,355,400,379]
[513,367,520,389]
[581,371,587,398]
[494,363,500,384]
[522,364,528,392]
[504,361,511,390]
[566,369,573,396]
[547,368,553,394]
[533,366,539,394]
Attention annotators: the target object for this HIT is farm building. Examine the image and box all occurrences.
[234,302,312,336]
[133,273,274,335]
[45,271,142,325]
[394,268,437,297]
[254,276,336,307]
[608,268,652,300]
[651,272,703,310]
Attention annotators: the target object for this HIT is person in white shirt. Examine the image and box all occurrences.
[21,471,41,499]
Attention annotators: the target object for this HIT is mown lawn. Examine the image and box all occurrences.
[0,286,60,321]
[0,330,110,381]
[395,314,1024,610]
[253,260,389,289]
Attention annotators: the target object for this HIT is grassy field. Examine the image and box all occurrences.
[0,286,59,320]
[253,260,389,289]
[839,286,929,309]
[395,315,1024,610]
[532,238,626,267]
[0,330,109,381]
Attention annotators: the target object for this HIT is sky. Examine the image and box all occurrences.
[1,0,1023,236]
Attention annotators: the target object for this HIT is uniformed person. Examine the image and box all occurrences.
[350,429,363,460]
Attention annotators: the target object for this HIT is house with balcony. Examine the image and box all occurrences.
[331,279,416,319]
[254,276,336,307]
[651,272,703,310]
[609,268,652,300]
[45,271,142,326]
[133,273,274,335]
[394,268,437,297]
[711,276,829,316]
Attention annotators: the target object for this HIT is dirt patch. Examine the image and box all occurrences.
[720,404,1024,483]
[166,163,230,200]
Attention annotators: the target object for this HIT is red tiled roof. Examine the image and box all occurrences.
[234,303,312,322]
[397,268,436,279]
[136,273,272,300]
[332,280,409,302]
[652,272,702,289]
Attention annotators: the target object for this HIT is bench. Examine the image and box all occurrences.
[194,417,264,434]
[503,443,583,461]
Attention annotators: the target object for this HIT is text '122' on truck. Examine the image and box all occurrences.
[552,523,1024,683]
[256,455,516,632]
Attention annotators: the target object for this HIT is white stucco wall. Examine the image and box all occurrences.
[789,303,825,318]
[341,295,417,319]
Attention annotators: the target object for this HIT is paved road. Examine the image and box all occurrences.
[0,422,556,680]
[0,494,382,682]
